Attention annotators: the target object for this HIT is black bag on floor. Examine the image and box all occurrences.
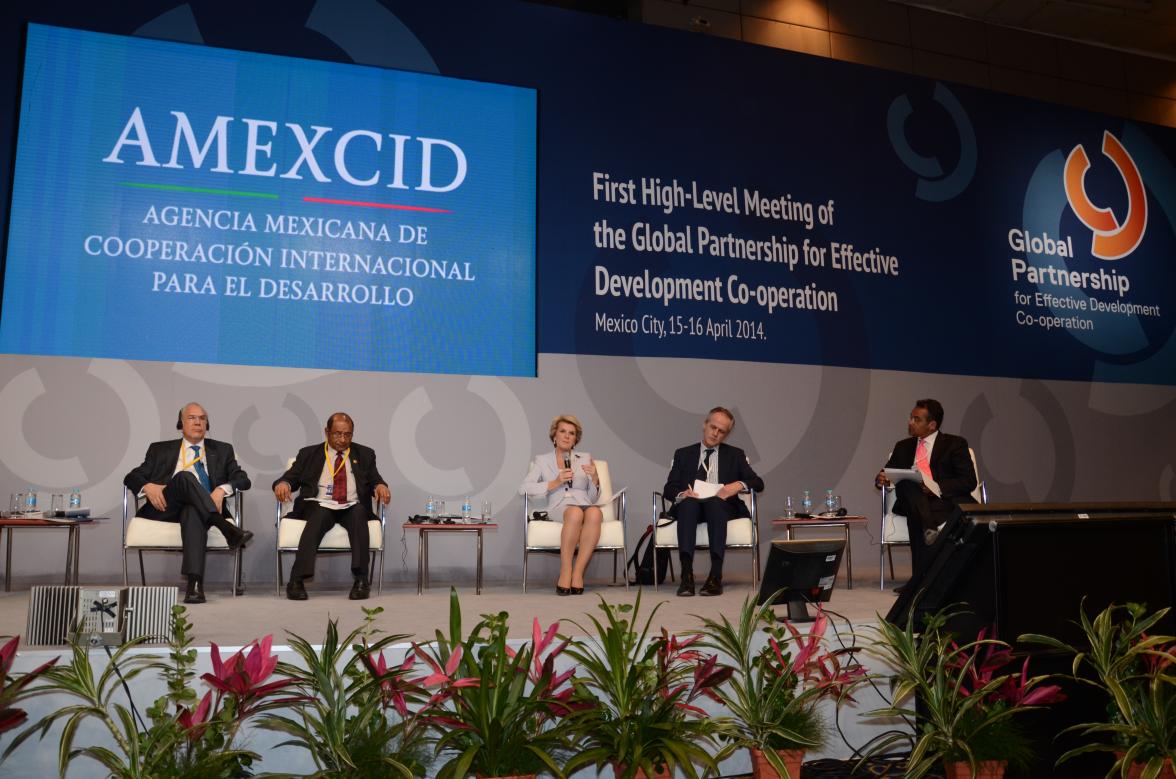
[627,522,671,585]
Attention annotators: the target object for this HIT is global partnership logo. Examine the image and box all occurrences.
[1063,130,1147,260]
[102,107,468,194]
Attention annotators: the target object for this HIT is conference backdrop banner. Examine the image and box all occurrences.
[0,24,537,376]
[2,4,1174,386]
[380,1,1176,386]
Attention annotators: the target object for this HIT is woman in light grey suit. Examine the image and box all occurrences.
[519,414,602,595]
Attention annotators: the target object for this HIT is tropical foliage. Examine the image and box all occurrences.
[1021,601,1176,778]
[864,604,1064,778]
[696,595,866,777]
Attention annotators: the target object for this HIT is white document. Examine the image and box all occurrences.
[691,480,721,499]
[594,486,627,507]
[884,468,941,498]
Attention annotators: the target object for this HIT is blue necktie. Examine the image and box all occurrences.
[191,445,212,492]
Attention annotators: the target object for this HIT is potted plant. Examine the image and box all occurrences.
[414,588,583,779]
[0,634,56,759]
[563,592,734,779]
[260,605,433,777]
[1020,601,1176,779]
[863,604,1065,779]
[695,596,866,778]
[9,605,301,778]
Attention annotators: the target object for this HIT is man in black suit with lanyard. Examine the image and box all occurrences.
[875,398,976,584]
[663,406,765,597]
[273,412,390,601]
[124,402,253,604]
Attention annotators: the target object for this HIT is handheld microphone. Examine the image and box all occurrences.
[563,452,572,490]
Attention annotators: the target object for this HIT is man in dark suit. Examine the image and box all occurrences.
[273,412,390,600]
[663,406,765,597]
[124,402,253,604]
[875,398,977,583]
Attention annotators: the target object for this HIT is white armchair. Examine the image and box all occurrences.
[650,489,761,590]
[274,458,387,595]
[879,447,986,589]
[522,459,628,592]
[121,486,246,595]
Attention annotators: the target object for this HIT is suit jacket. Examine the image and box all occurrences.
[663,442,764,518]
[124,438,251,517]
[519,450,601,518]
[884,432,977,505]
[275,442,386,520]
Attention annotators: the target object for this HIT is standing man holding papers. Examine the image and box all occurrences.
[274,412,390,601]
[124,402,252,604]
[875,398,976,584]
[663,406,764,597]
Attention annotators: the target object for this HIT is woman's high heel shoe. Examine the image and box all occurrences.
[556,585,571,595]
[570,586,585,595]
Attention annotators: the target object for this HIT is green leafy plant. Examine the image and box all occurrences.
[415,588,583,779]
[0,634,57,750]
[863,604,1064,778]
[1020,601,1176,778]
[563,591,734,779]
[10,605,301,778]
[260,606,431,777]
[695,596,865,777]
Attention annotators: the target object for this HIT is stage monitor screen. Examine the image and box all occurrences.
[757,538,845,621]
[1,24,537,376]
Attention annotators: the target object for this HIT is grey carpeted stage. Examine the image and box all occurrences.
[0,573,900,647]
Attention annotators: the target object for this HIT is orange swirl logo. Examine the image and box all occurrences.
[1064,131,1147,260]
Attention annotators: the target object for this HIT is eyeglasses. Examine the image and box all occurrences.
[328,430,353,439]
[184,416,208,423]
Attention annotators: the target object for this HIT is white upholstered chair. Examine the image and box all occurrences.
[273,460,387,595]
[121,486,246,595]
[522,459,628,592]
[879,447,986,589]
[650,489,760,590]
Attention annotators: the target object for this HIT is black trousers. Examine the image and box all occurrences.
[291,502,370,580]
[893,480,957,576]
[139,471,222,578]
[674,497,738,578]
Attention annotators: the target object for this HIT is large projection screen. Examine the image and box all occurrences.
[1,24,537,376]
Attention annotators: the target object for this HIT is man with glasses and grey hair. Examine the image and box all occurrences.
[274,412,390,601]
[124,402,252,604]
[663,406,764,597]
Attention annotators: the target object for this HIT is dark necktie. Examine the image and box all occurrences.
[696,448,714,482]
[191,445,212,492]
[332,452,347,502]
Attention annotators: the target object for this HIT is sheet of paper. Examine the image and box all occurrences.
[691,480,721,499]
[594,486,627,507]
[884,468,941,498]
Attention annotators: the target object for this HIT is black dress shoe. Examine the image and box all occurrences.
[227,529,254,550]
[570,586,585,595]
[349,578,370,600]
[699,575,723,596]
[184,576,206,604]
[676,573,695,597]
[286,577,308,600]
[555,585,571,596]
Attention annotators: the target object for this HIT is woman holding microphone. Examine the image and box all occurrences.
[519,414,602,595]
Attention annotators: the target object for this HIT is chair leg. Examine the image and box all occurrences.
[138,551,147,586]
[612,550,618,584]
[522,550,528,593]
[888,546,896,579]
[232,549,240,597]
[377,549,385,595]
[276,550,283,597]
[123,550,129,587]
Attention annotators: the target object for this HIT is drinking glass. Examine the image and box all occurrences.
[832,495,842,512]
[480,500,492,521]
[9,493,23,516]
[51,493,66,516]
[437,499,447,517]
[783,496,794,519]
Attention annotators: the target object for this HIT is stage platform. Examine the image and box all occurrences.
[0,576,898,647]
